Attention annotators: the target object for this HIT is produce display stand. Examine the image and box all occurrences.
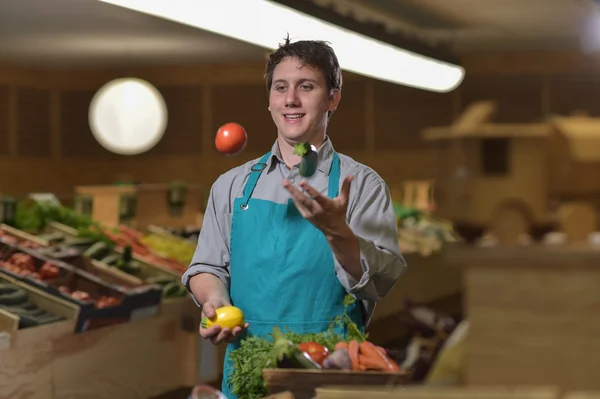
[0,199,207,399]
[450,243,600,392]
[0,296,200,399]
[0,221,187,301]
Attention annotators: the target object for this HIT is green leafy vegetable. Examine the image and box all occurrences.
[13,199,114,248]
[292,142,311,157]
[227,295,367,399]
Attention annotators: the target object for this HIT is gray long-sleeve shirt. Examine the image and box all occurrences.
[182,136,407,326]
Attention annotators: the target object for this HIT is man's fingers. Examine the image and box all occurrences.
[283,180,316,214]
[299,181,329,207]
[284,180,312,206]
[203,322,250,344]
[339,175,353,205]
[200,325,221,339]
[202,302,216,319]
[211,328,232,344]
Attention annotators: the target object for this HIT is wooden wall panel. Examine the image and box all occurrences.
[0,86,9,156]
[60,89,117,158]
[17,87,51,157]
[144,86,204,156]
[373,81,454,150]
[210,84,274,153]
[458,75,544,122]
[0,51,600,198]
[327,81,367,152]
[549,74,600,116]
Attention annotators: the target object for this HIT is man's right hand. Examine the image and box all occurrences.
[199,298,250,344]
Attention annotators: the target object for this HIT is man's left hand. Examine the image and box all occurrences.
[283,175,354,238]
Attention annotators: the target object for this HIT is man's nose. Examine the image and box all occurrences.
[284,88,299,107]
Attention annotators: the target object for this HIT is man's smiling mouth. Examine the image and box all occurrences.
[284,113,306,121]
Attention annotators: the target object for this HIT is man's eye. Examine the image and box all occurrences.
[275,86,286,92]
[300,85,313,90]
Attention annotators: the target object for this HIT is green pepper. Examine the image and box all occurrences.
[293,142,318,177]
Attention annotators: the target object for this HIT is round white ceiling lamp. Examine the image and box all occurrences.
[88,77,168,155]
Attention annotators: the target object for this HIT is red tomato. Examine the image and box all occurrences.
[298,342,329,366]
[215,122,247,155]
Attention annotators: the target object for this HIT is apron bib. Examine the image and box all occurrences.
[220,151,363,398]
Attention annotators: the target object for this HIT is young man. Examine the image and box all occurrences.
[183,37,407,398]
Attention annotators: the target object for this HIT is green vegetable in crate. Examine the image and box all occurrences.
[114,246,141,275]
[36,232,66,244]
[141,233,196,264]
[292,142,318,177]
[162,281,188,298]
[0,283,28,305]
[99,253,121,266]
[0,283,64,328]
[147,275,177,286]
[65,237,97,248]
[13,200,114,247]
[83,241,111,259]
[271,327,321,369]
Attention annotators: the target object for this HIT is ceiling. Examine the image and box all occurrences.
[0,0,597,68]
[313,0,597,52]
[0,0,269,68]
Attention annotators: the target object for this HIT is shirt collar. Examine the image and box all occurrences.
[267,136,335,176]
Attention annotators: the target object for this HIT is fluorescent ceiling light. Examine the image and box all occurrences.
[97,0,465,93]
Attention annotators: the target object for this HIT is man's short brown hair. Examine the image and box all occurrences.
[264,35,343,98]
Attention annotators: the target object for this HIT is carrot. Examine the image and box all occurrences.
[375,345,388,357]
[119,225,144,240]
[347,340,360,371]
[335,342,348,351]
[358,341,400,373]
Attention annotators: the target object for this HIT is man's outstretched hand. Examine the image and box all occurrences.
[283,175,354,239]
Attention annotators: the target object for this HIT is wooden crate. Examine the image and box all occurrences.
[1,222,185,300]
[0,297,200,399]
[262,369,408,399]
[0,274,79,334]
[45,221,185,280]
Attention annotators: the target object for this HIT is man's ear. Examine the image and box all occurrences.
[329,89,341,113]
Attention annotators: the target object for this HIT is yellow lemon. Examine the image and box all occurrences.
[201,305,245,330]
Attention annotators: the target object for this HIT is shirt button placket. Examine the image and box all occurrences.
[288,170,299,186]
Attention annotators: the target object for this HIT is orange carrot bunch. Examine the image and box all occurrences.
[336,340,400,373]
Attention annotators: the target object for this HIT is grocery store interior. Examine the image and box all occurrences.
[1,0,600,398]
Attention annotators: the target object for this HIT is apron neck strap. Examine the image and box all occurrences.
[241,152,271,208]
[327,152,341,198]
[241,150,341,208]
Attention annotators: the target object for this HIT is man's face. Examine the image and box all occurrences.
[268,56,340,144]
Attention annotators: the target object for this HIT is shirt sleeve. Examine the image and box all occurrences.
[181,180,232,306]
[334,176,407,302]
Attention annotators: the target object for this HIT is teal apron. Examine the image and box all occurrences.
[221,151,364,399]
